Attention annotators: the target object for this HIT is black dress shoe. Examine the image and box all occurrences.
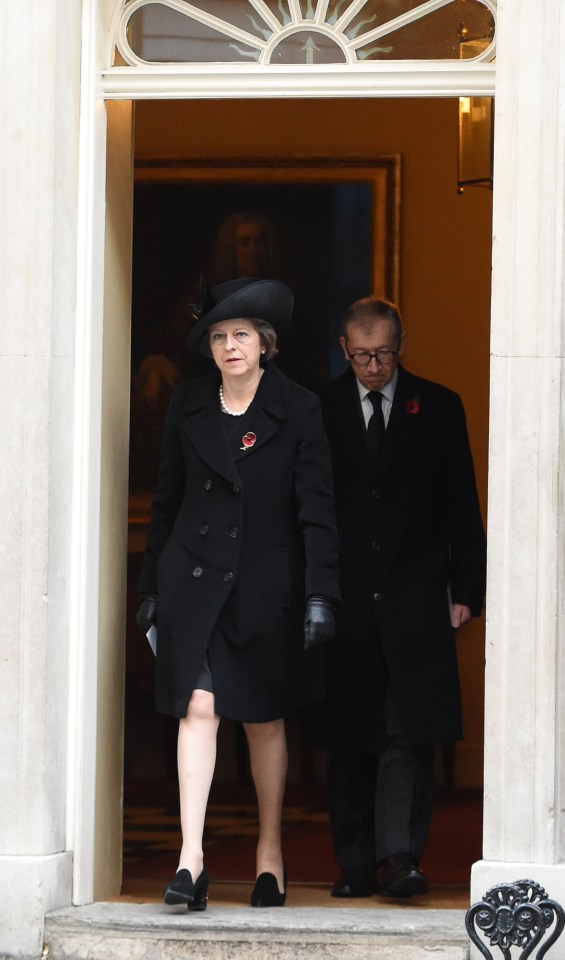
[164,867,209,910]
[376,853,429,898]
[251,868,287,907]
[331,868,376,898]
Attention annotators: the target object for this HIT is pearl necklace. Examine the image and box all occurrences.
[219,370,264,417]
[219,384,249,416]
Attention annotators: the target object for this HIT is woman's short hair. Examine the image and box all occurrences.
[200,318,278,365]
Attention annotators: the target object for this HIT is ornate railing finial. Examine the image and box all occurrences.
[466,879,565,958]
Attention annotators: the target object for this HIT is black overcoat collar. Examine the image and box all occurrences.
[180,364,289,484]
[332,365,423,479]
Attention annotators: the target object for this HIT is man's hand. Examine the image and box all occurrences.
[304,596,335,652]
[136,594,157,635]
[450,603,472,629]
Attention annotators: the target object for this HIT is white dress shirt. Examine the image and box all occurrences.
[356,368,399,429]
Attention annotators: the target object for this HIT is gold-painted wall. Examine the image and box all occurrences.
[135,98,492,787]
[96,100,134,898]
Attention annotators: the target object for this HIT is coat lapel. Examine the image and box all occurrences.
[180,364,289,480]
[330,370,374,474]
[181,374,242,486]
[233,406,277,460]
[233,363,288,462]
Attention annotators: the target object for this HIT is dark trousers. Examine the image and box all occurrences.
[328,691,435,872]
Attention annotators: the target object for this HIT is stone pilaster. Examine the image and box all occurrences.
[0,0,82,955]
[471,0,565,945]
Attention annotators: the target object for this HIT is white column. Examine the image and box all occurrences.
[472,0,565,946]
[0,0,98,955]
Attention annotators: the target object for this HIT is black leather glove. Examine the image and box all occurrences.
[136,594,157,635]
[304,595,335,652]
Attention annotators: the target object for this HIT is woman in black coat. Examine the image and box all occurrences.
[137,278,340,911]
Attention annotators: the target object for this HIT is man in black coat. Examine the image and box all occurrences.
[321,297,486,899]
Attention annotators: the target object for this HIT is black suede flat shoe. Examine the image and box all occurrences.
[250,868,287,907]
[164,868,194,905]
[163,867,209,910]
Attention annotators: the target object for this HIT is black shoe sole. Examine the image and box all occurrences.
[188,895,208,911]
[164,890,209,910]
[379,875,429,898]
[163,889,194,905]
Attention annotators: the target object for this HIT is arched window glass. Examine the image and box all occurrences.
[115,0,496,67]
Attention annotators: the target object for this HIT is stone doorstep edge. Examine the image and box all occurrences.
[45,929,468,944]
[44,941,470,960]
[44,905,469,941]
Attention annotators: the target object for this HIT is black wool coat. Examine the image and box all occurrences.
[138,363,340,721]
[321,365,486,750]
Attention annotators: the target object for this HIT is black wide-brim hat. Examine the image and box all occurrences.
[186,277,293,349]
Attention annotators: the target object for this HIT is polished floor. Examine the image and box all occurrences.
[120,783,481,911]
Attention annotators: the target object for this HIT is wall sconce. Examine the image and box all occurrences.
[457,96,494,193]
[457,7,495,194]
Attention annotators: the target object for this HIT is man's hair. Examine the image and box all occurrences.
[342,297,403,344]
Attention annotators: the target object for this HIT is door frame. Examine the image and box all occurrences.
[101,62,495,100]
[72,0,497,904]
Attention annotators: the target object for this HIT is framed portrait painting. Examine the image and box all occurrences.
[129,156,400,495]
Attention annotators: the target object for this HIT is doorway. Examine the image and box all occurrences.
[120,95,492,899]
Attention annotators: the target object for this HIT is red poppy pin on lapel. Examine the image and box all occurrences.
[241,432,257,451]
[406,395,421,415]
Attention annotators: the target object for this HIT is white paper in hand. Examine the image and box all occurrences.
[146,625,157,656]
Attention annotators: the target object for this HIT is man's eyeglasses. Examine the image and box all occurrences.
[347,349,398,367]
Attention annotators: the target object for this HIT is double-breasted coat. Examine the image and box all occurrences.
[138,362,340,721]
[321,365,486,751]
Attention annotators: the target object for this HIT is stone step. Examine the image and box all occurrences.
[45,903,470,960]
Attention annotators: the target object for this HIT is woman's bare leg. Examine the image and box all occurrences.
[177,689,220,878]
[243,718,287,892]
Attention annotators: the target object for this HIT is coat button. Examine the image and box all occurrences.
[192,567,203,578]
[200,524,210,536]
[224,571,234,583]
[229,527,239,539]
[232,484,241,494]
[204,479,213,491]
[371,541,381,551]
[371,489,380,499]
[373,592,383,602]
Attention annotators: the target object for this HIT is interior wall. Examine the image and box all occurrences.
[95,99,134,898]
[134,97,492,788]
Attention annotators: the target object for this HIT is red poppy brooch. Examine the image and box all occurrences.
[240,431,257,451]
[406,394,421,415]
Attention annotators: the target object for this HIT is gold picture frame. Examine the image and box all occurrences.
[134,155,401,303]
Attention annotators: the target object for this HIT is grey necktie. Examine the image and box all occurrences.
[366,391,385,460]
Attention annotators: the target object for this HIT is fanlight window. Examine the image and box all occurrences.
[115,0,496,66]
